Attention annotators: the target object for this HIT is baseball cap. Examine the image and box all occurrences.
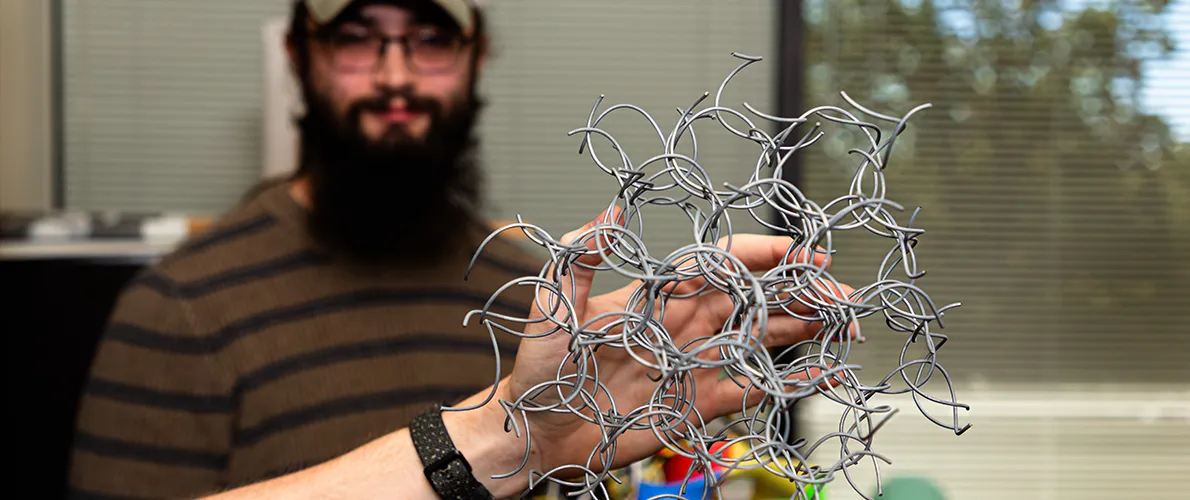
[303,0,477,33]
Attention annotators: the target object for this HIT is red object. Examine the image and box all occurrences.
[660,442,732,482]
[662,455,698,482]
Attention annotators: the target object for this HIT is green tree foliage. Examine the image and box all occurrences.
[797,0,1189,383]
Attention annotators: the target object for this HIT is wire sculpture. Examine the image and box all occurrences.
[458,52,968,500]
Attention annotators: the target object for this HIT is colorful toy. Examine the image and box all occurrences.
[611,439,827,500]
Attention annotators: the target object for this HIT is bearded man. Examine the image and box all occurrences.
[68,1,541,497]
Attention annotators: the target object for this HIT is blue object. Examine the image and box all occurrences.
[636,476,710,499]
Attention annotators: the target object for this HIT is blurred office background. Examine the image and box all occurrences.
[2,0,1188,498]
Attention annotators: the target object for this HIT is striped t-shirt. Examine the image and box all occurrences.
[68,182,542,499]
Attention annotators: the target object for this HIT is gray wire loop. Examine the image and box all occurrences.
[455,52,968,500]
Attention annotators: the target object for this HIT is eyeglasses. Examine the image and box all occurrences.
[313,24,471,74]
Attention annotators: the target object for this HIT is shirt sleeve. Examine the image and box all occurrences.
[69,273,235,499]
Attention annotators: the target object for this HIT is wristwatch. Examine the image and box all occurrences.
[410,403,494,500]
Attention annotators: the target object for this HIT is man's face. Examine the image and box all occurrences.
[306,2,476,147]
[290,1,487,266]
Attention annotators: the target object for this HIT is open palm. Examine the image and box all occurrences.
[495,214,854,481]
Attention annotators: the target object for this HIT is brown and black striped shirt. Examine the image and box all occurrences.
[68,183,542,499]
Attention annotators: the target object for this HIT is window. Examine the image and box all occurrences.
[797,1,1190,497]
[58,0,778,284]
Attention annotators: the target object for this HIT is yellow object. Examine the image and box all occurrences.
[598,438,828,500]
[717,451,826,500]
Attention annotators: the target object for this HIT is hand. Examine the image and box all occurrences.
[200,212,859,500]
[494,210,857,480]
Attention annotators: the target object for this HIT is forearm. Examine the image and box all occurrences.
[202,383,534,500]
[202,427,432,500]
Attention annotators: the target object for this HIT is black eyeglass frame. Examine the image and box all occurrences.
[309,23,476,74]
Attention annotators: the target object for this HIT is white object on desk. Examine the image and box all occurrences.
[28,213,91,240]
[141,214,190,242]
[0,240,177,261]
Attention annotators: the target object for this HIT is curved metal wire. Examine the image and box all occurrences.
[455,52,968,500]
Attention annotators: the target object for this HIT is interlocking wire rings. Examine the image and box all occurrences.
[458,52,967,500]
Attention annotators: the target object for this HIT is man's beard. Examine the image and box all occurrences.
[296,82,483,267]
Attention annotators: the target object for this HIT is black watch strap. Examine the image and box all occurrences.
[410,403,494,500]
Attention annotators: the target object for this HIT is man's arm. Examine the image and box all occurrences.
[70,276,236,498]
[201,384,531,500]
[196,227,847,500]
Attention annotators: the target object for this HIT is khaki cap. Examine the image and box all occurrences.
[303,0,477,33]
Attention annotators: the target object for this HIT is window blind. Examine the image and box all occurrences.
[60,1,777,288]
[796,0,1190,498]
[62,0,294,213]
[476,0,776,293]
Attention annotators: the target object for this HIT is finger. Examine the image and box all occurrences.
[698,288,815,329]
[711,366,843,416]
[698,282,860,341]
[688,316,823,370]
[670,235,831,296]
[783,281,862,343]
[719,234,831,270]
[753,315,824,347]
[567,207,626,267]
[531,208,624,323]
[773,280,858,320]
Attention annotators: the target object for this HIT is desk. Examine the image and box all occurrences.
[2,240,173,498]
[1,240,176,262]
